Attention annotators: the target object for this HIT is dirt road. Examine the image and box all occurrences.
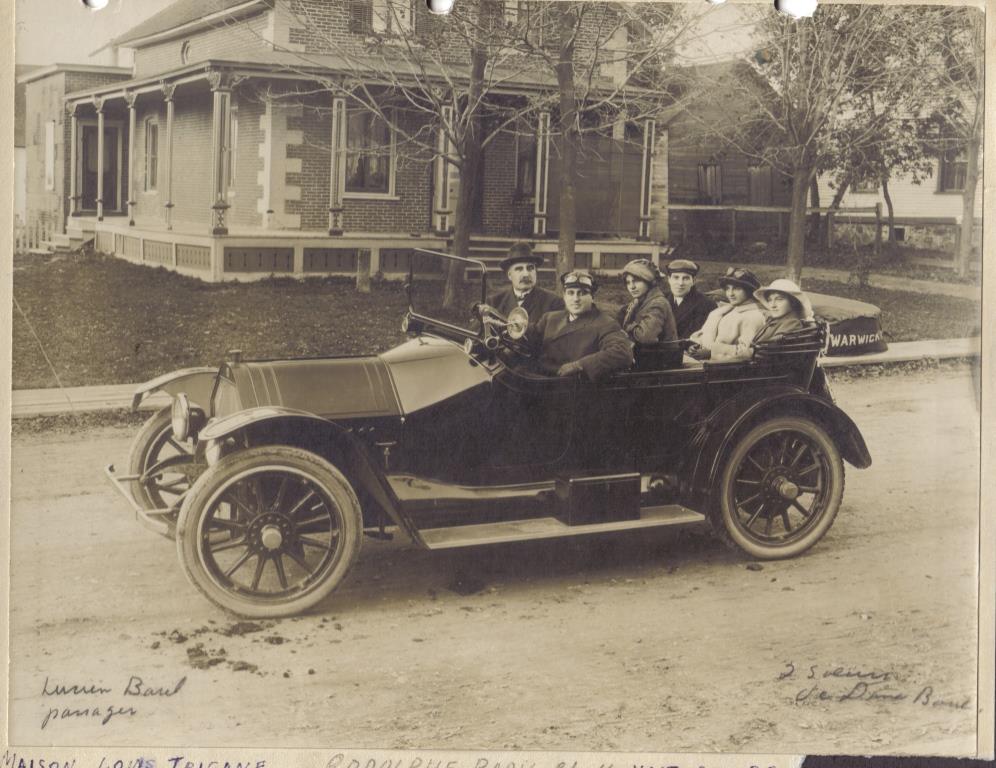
[7,366,983,755]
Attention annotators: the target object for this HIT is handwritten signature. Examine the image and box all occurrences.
[776,662,971,710]
[39,675,186,729]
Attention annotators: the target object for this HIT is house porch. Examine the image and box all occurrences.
[80,216,660,283]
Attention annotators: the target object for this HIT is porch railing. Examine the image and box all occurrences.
[14,209,63,252]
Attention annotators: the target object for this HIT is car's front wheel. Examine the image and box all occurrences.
[176,445,362,618]
[713,416,844,560]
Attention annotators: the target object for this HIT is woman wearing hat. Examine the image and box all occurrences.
[616,259,678,344]
[688,267,766,361]
[752,278,814,346]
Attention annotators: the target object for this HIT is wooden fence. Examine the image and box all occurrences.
[14,209,63,253]
[668,203,883,253]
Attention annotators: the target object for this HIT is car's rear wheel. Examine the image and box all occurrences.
[176,445,362,618]
[128,405,200,537]
[713,416,844,560]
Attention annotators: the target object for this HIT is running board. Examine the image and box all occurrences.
[418,504,705,550]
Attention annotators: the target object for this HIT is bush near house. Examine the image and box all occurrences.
[12,252,980,390]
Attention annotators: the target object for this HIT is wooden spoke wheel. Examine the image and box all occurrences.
[714,416,844,560]
[176,446,362,618]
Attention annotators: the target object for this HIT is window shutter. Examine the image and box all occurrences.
[349,0,373,34]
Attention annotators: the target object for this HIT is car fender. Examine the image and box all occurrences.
[199,407,413,539]
[132,367,218,411]
[685,385,872,508]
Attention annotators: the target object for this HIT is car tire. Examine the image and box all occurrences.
[712,416,844,560]
[128,404,198,536]
[176,445,362,618]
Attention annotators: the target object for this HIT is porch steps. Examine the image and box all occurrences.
[417,504,706,549]
[39,233,75,254]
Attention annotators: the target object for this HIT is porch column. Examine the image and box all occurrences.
[328,96,346,235]
[432,105,454,235]
[67,103,79,219]
[94,96,105,222]
[208,72,232,235]
[532,111,551,237]
[124,91,137,226]
[638,119,656,240]
[161,82,176,230]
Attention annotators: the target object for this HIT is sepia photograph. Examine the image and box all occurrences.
[6,0,993,759]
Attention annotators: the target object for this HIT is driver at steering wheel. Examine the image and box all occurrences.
[523,270,634,382]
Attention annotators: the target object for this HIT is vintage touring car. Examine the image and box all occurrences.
[106,249,871,618]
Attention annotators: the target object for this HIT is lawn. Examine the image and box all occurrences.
[12,252,982,389]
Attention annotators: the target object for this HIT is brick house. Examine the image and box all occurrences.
[28,0,671,281]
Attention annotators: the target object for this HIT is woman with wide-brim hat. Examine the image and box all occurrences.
[752,278,814,346]
[688,266,766,360]
[616,258,678,344]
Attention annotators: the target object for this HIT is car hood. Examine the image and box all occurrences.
[220,356,402,419]
[217,336,492,419]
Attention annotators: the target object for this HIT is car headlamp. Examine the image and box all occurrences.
[401,315,410,333]
[171,393,191,441]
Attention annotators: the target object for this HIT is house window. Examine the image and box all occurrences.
[515,131,535,197]
[747,164,772,206]
[351,0,414,35]
[144,119,159,191]
[938,149,967,192]
[504,1,549,47]
[697,163,722,204]
[44,121,55,191]
[853,178,878,193]
[345,110,394,196]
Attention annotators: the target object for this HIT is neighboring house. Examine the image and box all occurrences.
[24,0,670,281]
[664,60,791,248]
[14,64,42,223]
[816,161,984,254]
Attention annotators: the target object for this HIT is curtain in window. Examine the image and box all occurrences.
[345,111,391,194]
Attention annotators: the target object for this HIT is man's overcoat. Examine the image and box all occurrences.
[667,287,717,339]
[528,307,634,382]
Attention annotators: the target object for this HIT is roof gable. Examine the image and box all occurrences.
[110,0,268,47]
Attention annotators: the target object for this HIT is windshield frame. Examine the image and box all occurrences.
[405,248,491,340]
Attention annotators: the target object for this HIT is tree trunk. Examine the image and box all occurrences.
[786,166,812,286]
[554,7,579,281]
[442,45,487,309]
[829,175,850,211]
[881,176,895,244]
[808,176,822,246]
[957,132,981,277]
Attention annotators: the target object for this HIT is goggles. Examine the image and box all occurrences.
[561,271,596,291]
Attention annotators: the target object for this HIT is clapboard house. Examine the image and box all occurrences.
[24,0,673,281]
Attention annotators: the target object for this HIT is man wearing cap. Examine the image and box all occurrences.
[486,242,564,320]
[665,259,716,339]
[523,270,634,382]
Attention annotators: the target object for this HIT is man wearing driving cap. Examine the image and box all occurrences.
[523,270,633,382]
[665,258,716,339]
[486,241,564,320]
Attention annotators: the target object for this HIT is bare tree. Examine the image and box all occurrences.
[510,2,698,277]
[694,5,935,284]
[921,7,984,276]
[252,0,550,306]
